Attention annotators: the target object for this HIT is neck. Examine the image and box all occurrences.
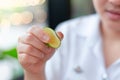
[101,22,120,68]
[101,23,120,41]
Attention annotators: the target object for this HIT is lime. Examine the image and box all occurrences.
[43,27,61,48]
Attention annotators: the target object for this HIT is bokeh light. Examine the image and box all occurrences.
[0,0,47,27]
[0,0,47,80]
[34,8,47,24]
[10,11,33,26]
[0,0,46,9]
[10,13,23,26]
[21,11,33,24]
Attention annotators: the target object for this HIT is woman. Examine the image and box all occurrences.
[17,0,120,80]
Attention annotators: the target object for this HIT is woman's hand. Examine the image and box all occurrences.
[17,26,63,80]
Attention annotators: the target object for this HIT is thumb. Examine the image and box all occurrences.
[56,32,64,41]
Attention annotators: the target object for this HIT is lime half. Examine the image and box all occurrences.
[43,27,61,48]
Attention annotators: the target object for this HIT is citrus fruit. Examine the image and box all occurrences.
[43,27,61,48]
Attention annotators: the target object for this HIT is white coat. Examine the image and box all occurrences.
[45,14,120,80]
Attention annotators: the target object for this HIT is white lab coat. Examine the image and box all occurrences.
[45,14,120,80]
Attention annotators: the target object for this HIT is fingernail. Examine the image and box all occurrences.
[43,35,49,42]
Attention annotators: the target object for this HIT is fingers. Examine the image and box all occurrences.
[17,26,56,62]
[57,32,64,41]
[17,43,44,59]
[18,53,40,65]
[17,26,62,74]
[18,33,54,54]
[27,26,50,43]
[17,26,63,64]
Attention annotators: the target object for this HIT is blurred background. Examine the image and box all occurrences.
[0,0,95,80]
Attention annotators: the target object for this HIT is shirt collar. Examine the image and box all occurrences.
[80,14,106,71]
[83,14,103,60]
[76,14,101,47]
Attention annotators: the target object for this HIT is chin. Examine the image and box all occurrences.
[105,14,120,27]
[107,22,120,31]
[102,18,120,31]
[111,26,120,32]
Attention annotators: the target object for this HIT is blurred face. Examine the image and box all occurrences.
[93,0,120,30]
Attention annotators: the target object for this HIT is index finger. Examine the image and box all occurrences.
[27,26,50,43]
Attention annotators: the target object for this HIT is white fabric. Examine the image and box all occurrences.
[45,14,120,80]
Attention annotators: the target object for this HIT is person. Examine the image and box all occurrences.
[17,0,120,80]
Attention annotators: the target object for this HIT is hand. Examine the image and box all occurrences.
[17,26,63,75]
